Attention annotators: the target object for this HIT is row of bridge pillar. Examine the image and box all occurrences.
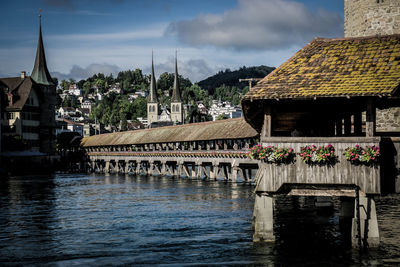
[89,159,254,182]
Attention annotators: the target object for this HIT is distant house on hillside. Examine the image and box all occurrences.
[208,100,242,121]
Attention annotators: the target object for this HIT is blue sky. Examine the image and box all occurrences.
[0,0,344,82]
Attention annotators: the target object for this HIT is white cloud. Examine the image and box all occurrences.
[51,63,121,81]
[143,56,218,82]
[48,24,166,42]
[166,0,343,50]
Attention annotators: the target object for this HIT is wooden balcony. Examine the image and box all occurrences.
[256,137,381,194]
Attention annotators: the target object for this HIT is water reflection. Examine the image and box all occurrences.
[0,174,399,265]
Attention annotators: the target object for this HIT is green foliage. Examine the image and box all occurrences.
[344,145,380,165]
[54,65,272,127]
[62,96,77,108]
[216,114,228,120]
[299,144,336,165]
[90,94,148,128]
[198,65,274,94]
[248,144,295,163]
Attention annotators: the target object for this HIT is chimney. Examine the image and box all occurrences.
[21,71,26,79]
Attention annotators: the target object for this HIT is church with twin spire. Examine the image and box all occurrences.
[147,53,183,128]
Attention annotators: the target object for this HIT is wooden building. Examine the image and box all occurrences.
[242,34,400,247]
[242,35,400,139]
[0,18,56,154]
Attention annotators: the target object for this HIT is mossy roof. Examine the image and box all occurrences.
[243,35,400,100]
[81,118,258,147]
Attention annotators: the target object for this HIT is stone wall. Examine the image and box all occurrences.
[345,0,400,37]
[376,107,400,133]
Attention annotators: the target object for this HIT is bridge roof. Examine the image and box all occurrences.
[243,35,400,100]
[81,118,258,147]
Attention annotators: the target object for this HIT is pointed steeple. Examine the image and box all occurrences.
[31,14,54,85]
[171,50,182,102]
[147,51,158,103]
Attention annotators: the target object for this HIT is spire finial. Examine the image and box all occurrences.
[171,49,182,103]
[148,50,158,103]
[31,11,54,85]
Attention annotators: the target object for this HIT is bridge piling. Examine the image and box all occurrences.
[105,160,110,174]
[253,193,275,242]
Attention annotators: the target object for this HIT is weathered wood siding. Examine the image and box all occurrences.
[257,137,381,194]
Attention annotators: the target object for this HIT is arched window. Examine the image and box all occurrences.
[172,105,175,112]
[176,105,179,112]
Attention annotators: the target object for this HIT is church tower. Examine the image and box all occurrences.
[147,52,159,126]
[170,52,183,124]
[345,0,400,37]
[31,14,56,154]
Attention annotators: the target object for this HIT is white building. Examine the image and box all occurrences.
[81,100,93,112]
[56,118,84,137]
[58,107,77,117]
[208,100,242,121]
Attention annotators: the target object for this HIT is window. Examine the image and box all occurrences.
[176,105,179,112]
[7,113,15,119]
[172,105,175,112]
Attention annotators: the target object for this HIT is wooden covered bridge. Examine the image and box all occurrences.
[241,35,400,248]
[81,118,260,182]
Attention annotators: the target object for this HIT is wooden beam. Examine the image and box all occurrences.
[261,106,272,138]
[366,98,376,137]
[354,111,362,136]
[344,113,351,136]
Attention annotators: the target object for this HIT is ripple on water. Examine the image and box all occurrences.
[0,174,399,266]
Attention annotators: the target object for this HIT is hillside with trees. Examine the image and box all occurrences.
[56,65,274,129]
[198,65,275,95]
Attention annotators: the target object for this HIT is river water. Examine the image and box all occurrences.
[0,173,399,266]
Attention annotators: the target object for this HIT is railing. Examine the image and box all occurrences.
[87,150,251,159]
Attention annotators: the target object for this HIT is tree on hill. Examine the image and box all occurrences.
[198,65,275,95]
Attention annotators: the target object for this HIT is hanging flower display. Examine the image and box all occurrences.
[248,144,295,164]
[299,144,336,165]
[344,145,380,165]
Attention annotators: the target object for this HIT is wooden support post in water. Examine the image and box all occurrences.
[196,164,203,179]
[105,160,110,173]
[124,160,130,174]
[135,161,141,175]
[182,164,190,178]
[191,163,196,179]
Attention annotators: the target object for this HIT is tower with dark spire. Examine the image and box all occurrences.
[147,52,159,126]
[170,51,183,124]
[31,15,54,86]
[33,13,57,154]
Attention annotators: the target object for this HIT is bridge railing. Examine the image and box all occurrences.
[87,149,251,159]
